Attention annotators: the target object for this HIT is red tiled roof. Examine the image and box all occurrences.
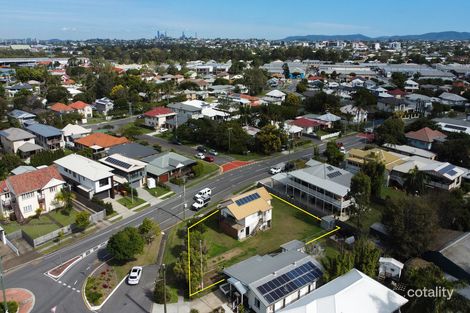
[292,118,321,128]
[308,75,324,81]
[7,165,64,195]
[50,102,73,112]
[144,107,175,117]
[387,89,407,96]
[75,133,128,148]
[405,127,447,143]
[0,180,8,193]
[69,101,89,110]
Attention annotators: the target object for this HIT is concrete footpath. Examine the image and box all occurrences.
[0,288,35,313]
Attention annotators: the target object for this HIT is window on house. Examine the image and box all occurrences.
[255,298,260,309]
[22,192,34,200]
[23,205,33,213]
[99,178,109,187]
[49,186,57,193]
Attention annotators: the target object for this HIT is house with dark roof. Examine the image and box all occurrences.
[439,92,468,106]
[5,83,33,97]
[99,153,147,188]
[0,166,66,221]
[143,107,176,129]
[25,123,65,150]
[93,97,114,115]
[142,152,196,183]
[405,127,447,150]
[222,249,323,313]
[0,127,36,154]
[106,142,157,160]
[219,187,272,240]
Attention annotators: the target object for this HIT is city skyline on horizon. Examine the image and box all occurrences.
[2,0,470,40]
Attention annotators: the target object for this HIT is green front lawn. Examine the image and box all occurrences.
[225,152,267,162]
[200,198,325,266]
[147,185,172,197]
[49,209,78,227]
[117,197,146,209]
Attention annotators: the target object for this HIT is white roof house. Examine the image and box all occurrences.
[279,269,408,313]
[99,153,147,173]
[62,124,91,139]
[266,90,286,98]
[54,154,114,181]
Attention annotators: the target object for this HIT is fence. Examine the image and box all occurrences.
[5,237,20,256]
[316,131,341,141]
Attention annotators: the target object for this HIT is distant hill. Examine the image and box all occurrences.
[283,31,470,41]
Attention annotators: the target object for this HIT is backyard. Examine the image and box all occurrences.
[1,209,79,239]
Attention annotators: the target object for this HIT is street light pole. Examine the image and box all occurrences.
[200,239,204,289]
[183,177,187,220]
[162,264,167,313]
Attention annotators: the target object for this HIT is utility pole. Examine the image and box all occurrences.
[227,127,232,153]
[182,176,187,220]
[199,239,204,289]
[0,256,8,313]
[162,264,167,313]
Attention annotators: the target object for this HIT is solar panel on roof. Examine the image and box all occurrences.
[438,164,455,175]
[105,157,132,169]
[256,262,322,304]
[235,192,261,206]
[446,170,458,176]
[327,171,342,179]
[326,166,334,171]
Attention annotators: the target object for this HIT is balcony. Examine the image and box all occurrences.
[37,194,45,202]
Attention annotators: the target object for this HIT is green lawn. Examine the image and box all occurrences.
[117,197,146,209]
[225,152,268,162]
[147,185,172,197]
[200,198,325,266]
[48,210,77,227]
[381,186,406,201]
[186,162,220,188]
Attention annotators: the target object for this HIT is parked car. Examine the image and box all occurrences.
[195,152,205,159]
[196,145,207,153]
[171,138,182,145]
[191,195,211,211]
[269,167,282,175]
[209,149,218,156]
[204,155,215,162]
[159,127,168,133]
[127,266,143,285]
[194,187,212,200]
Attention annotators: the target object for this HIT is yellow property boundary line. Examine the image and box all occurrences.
[187,193,341,297]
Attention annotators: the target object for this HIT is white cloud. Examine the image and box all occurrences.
[61,27,77,32]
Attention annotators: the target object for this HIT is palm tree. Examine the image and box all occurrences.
[404,166,427,195]
[55,188,75,213]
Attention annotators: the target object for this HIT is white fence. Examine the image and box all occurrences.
[316,131,341,141]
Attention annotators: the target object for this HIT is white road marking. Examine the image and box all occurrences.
[62,283,67,286]
[74,280,78,285]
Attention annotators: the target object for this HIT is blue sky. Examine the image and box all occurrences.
[2,0,470,40]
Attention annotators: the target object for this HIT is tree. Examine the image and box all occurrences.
[154,279,171,304]
[138,218,161,244]
[191,161,205,178]
[35,208,43,219]
[405,118,440,132]
[243,68,268,96]
[402,264,470,313]
[362,159,385,198]
[303,91,340,114]
[107,227,145,262]
[391,72,407,89]
[353,88,377,108]
[284,93,302,107]
[324,141,344,166]
[55,187,75,212]
[404,166,427,196]
[375,117,405,145]
[282,63,290,79]
[75,211,91,230]
[352,238,380,278]
[0,154,23,179]
[255,125,286,155]
[96,72,115,98]
[30,149,66,167]
[213,78,230,85]
[349,172,371,230]
[110,84,128,100]
[46,86,70,103]
[382,197,438,258]
[322,252,354,282]
[296,79,308,93]
[434,132,470,168]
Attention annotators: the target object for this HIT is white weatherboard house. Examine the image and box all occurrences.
[54,154,114,199]
[223,250,323,313]
[0,127,36,154]
[219,187,272,240]
[99,153,147,188]
[279,269,408,313]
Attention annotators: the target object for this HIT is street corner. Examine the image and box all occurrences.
[221,161,253,173]
[0,288,35,313]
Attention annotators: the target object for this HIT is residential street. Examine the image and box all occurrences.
[3,134,365,313]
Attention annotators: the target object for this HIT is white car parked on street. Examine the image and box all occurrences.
[127,266,143,285]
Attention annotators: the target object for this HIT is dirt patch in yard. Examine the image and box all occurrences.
[207,247,243,270]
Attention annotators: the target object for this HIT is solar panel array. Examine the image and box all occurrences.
[326,166,334,171]
[438,164,455,175]
[447,170,458,176]
[235,192,261,206]
[327,171,342,179]
[105,157,132,169]
[256,262,322,304]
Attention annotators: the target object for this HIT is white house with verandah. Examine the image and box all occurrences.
[270,159,353,219]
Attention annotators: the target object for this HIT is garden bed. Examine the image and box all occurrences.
[85,263,119,307]
[47,255,82,279]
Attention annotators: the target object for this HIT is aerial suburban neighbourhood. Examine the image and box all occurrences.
[0,1,470,313]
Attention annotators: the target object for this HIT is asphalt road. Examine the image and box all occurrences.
[4,134,365,313]
[136,134,233,165]
[86,116,137,131]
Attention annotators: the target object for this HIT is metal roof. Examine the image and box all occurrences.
[26,123,62,137]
